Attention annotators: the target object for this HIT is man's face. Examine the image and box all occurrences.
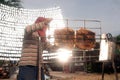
[35,17,52,42]
[37,25,48,42]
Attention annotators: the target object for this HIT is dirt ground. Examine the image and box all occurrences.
[50,71,120,80]
[1,71,120,80]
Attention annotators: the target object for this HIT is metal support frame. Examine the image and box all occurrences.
[101,33,118,80]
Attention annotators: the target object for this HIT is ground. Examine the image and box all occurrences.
[50,71,120,80]
[1,71,120,80]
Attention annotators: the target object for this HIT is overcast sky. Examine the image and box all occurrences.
[22,0,120,36]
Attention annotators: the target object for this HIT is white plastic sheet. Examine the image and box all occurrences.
[99,34,116,61]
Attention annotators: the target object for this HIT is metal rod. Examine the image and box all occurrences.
[112,53,118,80]
[112,60,118,80]
[37,37,43,80]
[102,62,104,80]
[84,20,86,28]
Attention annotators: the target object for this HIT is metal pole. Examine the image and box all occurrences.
[83,51,86,72]
[102,62,105,80]
[37,37,43,80]
[66,19,68,27]
[84,20,86,29]
[112,53,118,80]
[112,60,118,80]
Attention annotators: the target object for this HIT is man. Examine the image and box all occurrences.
[17,17,52,80]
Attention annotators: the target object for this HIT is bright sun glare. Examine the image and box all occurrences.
[56,48,72,63]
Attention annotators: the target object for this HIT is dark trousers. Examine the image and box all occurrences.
[17,66,45,80]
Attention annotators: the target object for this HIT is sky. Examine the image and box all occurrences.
[22,0,120,36]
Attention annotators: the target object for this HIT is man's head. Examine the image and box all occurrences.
[35,17,52,24]
[35,17,52,42]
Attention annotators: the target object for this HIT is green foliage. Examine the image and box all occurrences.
[116,34,120,54]
[0,0,22,8]
[116,35,120,41]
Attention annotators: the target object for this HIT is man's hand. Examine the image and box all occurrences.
[37,18,52,42]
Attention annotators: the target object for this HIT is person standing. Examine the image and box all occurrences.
[17,17,52,80]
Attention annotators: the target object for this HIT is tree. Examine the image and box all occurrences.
[115,34,120,54]
[116,34,120,44]
[0,0,22,8]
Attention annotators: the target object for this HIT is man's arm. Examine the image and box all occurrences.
[25,22,46,34]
